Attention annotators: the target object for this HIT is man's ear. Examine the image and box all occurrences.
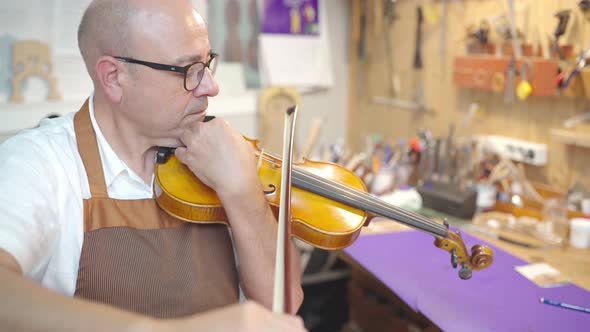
[95,56,124,103]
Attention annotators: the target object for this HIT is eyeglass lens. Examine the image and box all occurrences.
[186,56,218,90]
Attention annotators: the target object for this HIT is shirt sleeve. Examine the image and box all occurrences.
[0,134,60,277]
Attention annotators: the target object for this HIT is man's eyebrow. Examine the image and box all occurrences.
[173,51,211,65]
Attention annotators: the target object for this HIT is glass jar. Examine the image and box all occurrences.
[541,198,569,246]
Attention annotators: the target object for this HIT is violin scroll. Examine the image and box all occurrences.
[469,244,494,270]
[434,229,494,280]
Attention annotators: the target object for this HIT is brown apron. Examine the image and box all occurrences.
[73,101,239,318]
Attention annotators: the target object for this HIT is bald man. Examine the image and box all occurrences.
[0,0,305,331]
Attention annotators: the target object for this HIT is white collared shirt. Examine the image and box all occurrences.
[0,95,154,295]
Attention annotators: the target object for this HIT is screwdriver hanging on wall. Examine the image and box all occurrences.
[551,10,571,61]
[371,4,433,115]
[383,0,399,96]
[412,5,425,108]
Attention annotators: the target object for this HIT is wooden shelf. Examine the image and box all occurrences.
[453,55,559,97]
[551,128,590,149]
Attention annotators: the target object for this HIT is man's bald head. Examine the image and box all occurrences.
[78,0,135,81]
[78,0,209,85]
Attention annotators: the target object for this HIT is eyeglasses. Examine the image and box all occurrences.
[114,53,218,91]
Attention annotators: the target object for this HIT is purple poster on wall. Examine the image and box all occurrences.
[260,0,319,36]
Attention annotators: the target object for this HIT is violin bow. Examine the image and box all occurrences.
[272,105,298,314]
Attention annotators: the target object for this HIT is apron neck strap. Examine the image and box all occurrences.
[74,99,108,198]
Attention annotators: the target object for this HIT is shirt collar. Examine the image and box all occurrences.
[87,93,130,188]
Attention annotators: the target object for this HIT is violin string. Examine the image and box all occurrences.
[255,153,432,226]
[256,153,448,236]
[256,154,439,229]
[292,168,448,236]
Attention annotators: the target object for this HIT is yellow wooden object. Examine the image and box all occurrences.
[258,87,302,157]
[10,40,61,103]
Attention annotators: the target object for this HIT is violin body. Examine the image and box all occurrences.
[155,137,369,250]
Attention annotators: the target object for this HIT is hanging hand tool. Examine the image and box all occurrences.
[414,5,424,70]
[490,15,510,57]
[356,0,368,99]
[383,0,399,96]
[561,45,590,89]
[504,56,517,104]
[550,10,572,61]
[580,0,590,21]
[372,5,433,114]
[439,0,449,59]
[506,0,521,58]
[504,0,519,104]
[412,5,427,111]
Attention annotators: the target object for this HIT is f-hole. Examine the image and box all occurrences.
[263,184,276,195]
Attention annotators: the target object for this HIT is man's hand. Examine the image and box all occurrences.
[163,301,307,332]
[175,118,260,199]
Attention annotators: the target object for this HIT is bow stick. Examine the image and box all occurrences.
[272,105,298,313]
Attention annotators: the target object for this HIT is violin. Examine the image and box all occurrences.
[154,126,493,280]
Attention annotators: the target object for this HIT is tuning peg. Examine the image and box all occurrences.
[451,249,458,268]
[459,263,472,280]
[443,219,449,229]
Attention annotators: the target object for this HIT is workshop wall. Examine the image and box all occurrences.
[347,0,590,191]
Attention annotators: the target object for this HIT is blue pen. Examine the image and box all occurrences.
[539,297,590,314]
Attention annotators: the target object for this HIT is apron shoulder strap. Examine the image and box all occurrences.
[74,99,108,198]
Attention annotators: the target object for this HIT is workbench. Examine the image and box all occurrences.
[340,219,590,332]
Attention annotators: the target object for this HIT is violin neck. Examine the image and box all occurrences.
[292,168,448,237]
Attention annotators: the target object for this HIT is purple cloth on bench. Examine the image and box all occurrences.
[344,230,590,332]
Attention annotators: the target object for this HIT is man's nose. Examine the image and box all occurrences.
[193,69,219,97]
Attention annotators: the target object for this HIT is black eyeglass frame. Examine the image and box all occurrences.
[114,53,218,91]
